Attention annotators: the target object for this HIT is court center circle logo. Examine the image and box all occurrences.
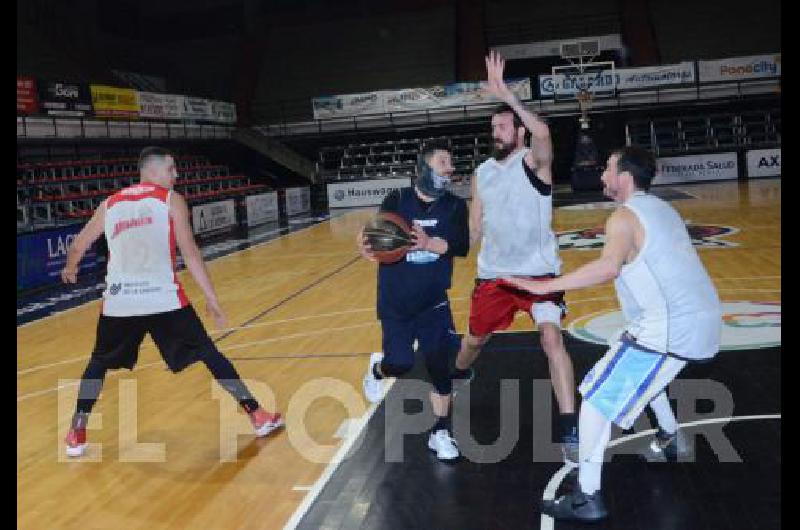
[567,301,781,350]
[557,223,739,250]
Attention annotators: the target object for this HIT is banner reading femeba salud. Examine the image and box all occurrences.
[698,53,781,82]
[655,152,738,185]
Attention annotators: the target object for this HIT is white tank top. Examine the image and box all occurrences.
[476,148,561,278]
[102,183,188,316]
[615,192,721,360]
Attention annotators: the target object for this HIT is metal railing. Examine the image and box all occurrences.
[17,117,236,141]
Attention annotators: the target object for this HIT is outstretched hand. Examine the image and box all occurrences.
[484,50,515,104]
[499,276,553,295]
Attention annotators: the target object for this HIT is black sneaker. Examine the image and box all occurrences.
[541,490,609,522]
[643,427,690,462]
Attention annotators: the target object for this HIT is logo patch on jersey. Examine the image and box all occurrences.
[568,301,780,350]
[557,223,739,250]
[109,283,122,295]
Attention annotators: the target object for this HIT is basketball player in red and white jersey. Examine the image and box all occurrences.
[61,146,282,457]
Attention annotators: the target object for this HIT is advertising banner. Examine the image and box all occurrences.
[538,62,695,97]
[698,53,781,82]
[38,80,93,117]
[327,178,411,208]
[182,97,213,121]
[137,92,183,120]
[285,187,311,216]
[211,100,237,124]
[655,152,738,184]
[245,192,279,226]
[90,85,139,118]
[312,91,383,119]
[746,148,781,178]
[17,76,38,115]
[191,200,236,235]
[17,224,98,291]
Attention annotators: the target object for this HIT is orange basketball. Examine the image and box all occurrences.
[363,211,415,264]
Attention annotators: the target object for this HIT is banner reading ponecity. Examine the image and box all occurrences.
[90,85,140,118]
[538,62,695,97]
[245,192,279,226]
[698,53,781,82]
[285,187,311,216]
[17,76,38,115]
[38,80,93,117]
[746,148,781,178]
[327,178,411,208]
[17,224,98,291]
[655,152,738,185]
[137,92,183,120]
[191,200,237,235]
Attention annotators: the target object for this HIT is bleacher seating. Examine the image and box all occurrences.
[626,109,780,156]
[17,153,269,227]
[315,132,492,183]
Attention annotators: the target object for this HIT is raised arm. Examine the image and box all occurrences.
[485,50,553,179]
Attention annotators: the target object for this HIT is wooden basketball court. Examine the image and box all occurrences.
[17,178,780,529]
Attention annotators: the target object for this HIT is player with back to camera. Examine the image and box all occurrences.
[62,146,283,457]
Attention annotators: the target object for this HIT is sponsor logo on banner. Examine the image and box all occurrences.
[746,148,781,178]
[90,85,139,118]
[655,152,738,184]
[17,224,98,291]
[211,100,237,124]
[17,76,38,115]
[384,86,447,112]
[557,223,738,250]
[191,200,236,235]
[327,178,412,208]
[285,187,311,216]
[246,192,279,226]
[698,53,781,82]
[38,80,93,117]
[568,301,780,350]
[182,97,213,121]
[312,92,382,119]
[539,62,694,97]
[137,92,183,120]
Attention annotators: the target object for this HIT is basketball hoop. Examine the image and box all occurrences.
[577,89,593,130]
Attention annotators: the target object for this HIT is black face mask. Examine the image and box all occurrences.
[415,154,450,199]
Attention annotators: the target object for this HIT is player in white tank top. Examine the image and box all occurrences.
[504,147,722,522]
[60,147,283,458]
[453,52,579,465]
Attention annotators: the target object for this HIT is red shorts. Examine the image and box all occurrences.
[468,276,566,337]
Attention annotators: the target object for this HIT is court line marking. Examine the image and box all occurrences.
[282,378,397,530]
[17,211,363,329]
[16,288,782,376]
[539,413,781,530]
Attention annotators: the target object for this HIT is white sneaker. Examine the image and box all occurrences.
[363,352,385,403]
[427,429,459,461]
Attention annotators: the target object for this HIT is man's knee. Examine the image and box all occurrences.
[464,332,490,350]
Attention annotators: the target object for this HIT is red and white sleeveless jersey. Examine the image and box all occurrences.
[101,183,188,316]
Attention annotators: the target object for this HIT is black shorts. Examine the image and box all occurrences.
[91,305,215,373]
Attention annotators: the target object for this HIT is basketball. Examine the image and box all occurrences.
[362,212,415,264]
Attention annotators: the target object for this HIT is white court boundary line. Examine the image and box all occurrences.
[539,413,782,530]
[282,378,397,530]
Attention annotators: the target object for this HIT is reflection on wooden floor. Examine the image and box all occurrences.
[17,178,780,529]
